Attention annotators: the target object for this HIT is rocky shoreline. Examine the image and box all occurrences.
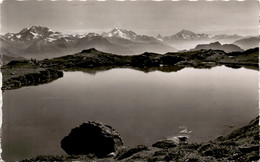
[2,69,63,90]
[1,48,258,90]
[38,48,259,71]
[21,117,259,161]
[1,60,63,90]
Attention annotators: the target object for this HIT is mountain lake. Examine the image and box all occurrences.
[2,66,258,161]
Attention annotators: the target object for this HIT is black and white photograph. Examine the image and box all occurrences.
[0,0,259,161]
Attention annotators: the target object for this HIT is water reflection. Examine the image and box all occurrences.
[2,66,258,161]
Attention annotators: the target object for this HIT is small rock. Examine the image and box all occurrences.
[216,135,224,140]
[238,145,259,153]
[152,139,178,149]
[177,136,188,142]
[106,152,116,158]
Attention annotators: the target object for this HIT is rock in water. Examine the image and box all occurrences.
[61,121,123,158]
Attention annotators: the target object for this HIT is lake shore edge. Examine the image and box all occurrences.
[20,116,259,161]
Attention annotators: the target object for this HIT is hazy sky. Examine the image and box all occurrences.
[1,1,259,36]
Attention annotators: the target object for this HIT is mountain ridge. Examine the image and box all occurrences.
[1,26,177,58]
[158,29,242,41]
[0,26,252,59]
[233,36,259,50]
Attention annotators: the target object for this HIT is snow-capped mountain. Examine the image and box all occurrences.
[1,26,177,58]
[158,29,241,41]
[5,26,54,42]
[158,29,244,50]
[1,26,249,60]
[102,28,138,40]
[156,34,163,41]
[5,26,78,45]
[169,30,211,40]
[102,28,160,43]
[1,26,78,58]
[102,28,176,54]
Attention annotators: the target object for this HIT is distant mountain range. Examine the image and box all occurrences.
[0,26,176,59]
[0,26,258,61]
[233,37,259,50]
[157,29,255,50]
[159,29,216,41]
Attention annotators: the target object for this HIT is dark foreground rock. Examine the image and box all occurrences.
[61,121,123,158]
[22,116,259,162]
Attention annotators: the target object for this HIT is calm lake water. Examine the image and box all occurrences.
[2,66,259,161]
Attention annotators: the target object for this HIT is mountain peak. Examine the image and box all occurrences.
[104,28,138,40]
[112,27,120,31]
[30,25,49,30]
[110,28,132,34]
[157,34,163,38]
[19,27,30,34]
[80,48,98,54]
[210,42,221,46]
[169,29,212,40]
[19,26,51,34]
[110,28,126,35]
[10,26,60,42]
[176,29,196,36]
[172,29,198,40]
[86,33,101,37]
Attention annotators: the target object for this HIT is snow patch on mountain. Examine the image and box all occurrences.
[107,28,130,39]
[87,33,101,37]
[103,28,138,40]
[16,34,21,39]
[30,31,40,39]
[45,37,56,42]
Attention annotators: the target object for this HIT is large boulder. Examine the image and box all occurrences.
[61,121,123,158]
